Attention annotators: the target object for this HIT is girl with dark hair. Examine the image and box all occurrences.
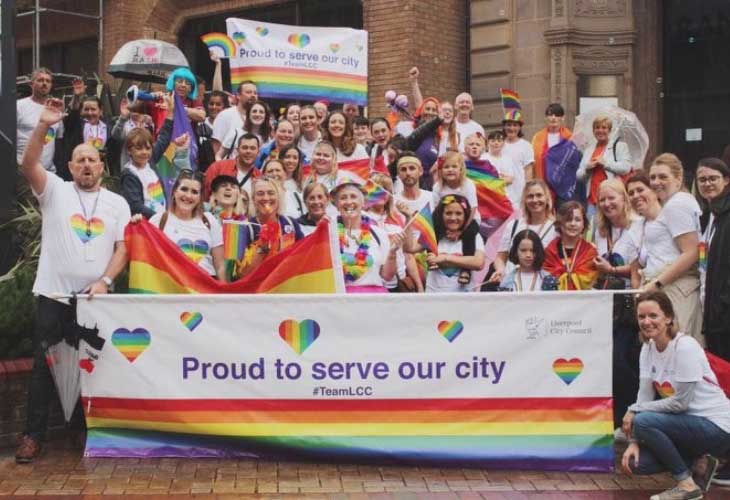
[217,100,272,160]
[543,201,598,290]
[622,290,730,499]
[255,119,295,168]
[696,158,730,361]
[499,229,557,291]
[423,194,485,292]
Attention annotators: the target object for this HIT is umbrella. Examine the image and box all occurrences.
[573,105,650,170]
[43,297,106,422]
[108,39,190,84]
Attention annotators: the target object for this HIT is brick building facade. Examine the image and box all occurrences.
[16,1,730,171]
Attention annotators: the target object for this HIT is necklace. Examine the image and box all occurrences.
[560,239,582,285]
[338,216,374,282]
[74,186,101,238]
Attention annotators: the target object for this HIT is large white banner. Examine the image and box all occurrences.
[77,293,614,471]
[226,18,368,105]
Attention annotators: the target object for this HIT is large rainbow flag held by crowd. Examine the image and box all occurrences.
[126,219,344,293]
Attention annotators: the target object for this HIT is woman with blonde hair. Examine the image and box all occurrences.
[634,153,703,343]
[576,115,632,218]
[432,151,479,223]
[208,174,249,221]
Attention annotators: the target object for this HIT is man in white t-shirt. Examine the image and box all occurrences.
[394,154,432,215]
[16,68,63,172]
[454,92,485,152]
[15,98,131,464]
[210,80,258,156]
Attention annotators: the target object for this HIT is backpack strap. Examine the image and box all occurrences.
[224,130,238,160]
[510,219,519,240]
[158,212,169,232]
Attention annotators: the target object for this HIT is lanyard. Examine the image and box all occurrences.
[606,224,624,255]
[559,239,582,280]
[516,269,538,291]
[74,186,101,238]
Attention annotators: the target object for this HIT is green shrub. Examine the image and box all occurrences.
[0,266,35,359]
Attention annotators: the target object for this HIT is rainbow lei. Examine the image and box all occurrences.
[338,216,374,282]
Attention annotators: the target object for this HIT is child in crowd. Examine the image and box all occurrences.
[486,130,524,210]
[432,151,479,223]
[499,229,558,291]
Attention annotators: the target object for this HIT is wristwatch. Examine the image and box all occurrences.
[101,276,113,287]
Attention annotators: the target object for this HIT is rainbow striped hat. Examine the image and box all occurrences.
[502,109,524,124]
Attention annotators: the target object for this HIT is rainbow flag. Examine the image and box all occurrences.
[410,204,438,254]
[200,32,237,58]
[154,143,177,204]
[464,159,514,223]
[363,179,389,209]
[126,219,344,294]
[222,221,250,261]
[500,88,521,110]
[337,157,371,183]
[82,396,614,470]
[231,66,367,106]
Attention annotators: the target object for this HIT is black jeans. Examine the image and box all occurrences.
[24,296,75,440]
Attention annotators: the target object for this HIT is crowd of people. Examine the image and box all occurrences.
[14,62,730,500]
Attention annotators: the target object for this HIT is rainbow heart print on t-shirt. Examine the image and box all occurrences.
[653,381,675,399]
[440,253,464,278]
[146,181,166,209]
[70,214,105,243]
[44,127,56,144]
[177,239,209,264]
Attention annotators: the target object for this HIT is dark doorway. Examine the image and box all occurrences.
[663,0,730,183]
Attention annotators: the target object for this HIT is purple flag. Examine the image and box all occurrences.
[546,138,582,200]
[172,93,198,169]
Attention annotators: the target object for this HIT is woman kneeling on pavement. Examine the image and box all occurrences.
[622,291,730,500]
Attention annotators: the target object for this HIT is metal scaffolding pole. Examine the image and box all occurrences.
[17,0,104,72]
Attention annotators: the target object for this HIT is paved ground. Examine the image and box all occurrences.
[2,437,730,498]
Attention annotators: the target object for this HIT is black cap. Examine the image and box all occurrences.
[211,174,239,192]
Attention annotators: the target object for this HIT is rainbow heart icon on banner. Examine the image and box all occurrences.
[70,214,105,243]
[288,33,311,48]
[112,328,151,363]
[437,321,463,342]
[553,358,584,385]
[256,26,269,36]
[653,381,675,399]
[232,31,246,43]
[180,311,203,332]
[279,319,320,354]
[329,43,341,53]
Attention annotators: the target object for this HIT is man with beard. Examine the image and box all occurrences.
[204,133,260,200]
[17,68,63,172]
[211,80,258,156]
[394,153,432,214]
[16,99,130,464]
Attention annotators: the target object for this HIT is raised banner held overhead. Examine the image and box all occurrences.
[77,293,614,471]
[226,18,368,106]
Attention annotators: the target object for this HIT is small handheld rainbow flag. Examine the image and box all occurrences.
[409,204,438,254]
[363,179,389,209]
[222,221,250,262]
[500,88,521,110]
[201,32,237,58]
[337,158,370,184]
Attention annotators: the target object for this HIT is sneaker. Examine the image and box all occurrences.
[15,435,41,464]
[649,486,703,500]
[614,427,628,443]
[693,454,719,492]
[711,462,730,486]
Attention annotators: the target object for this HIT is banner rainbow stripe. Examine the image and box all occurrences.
[231,66,367,105]
[82,397,613,470]
[201,32,237,58]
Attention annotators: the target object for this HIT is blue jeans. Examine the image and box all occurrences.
[631,411,730,480]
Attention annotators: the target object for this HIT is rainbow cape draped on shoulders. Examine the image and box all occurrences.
[543,238,598,291]
[531,127,572,183]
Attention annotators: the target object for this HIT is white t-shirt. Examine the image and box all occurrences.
[594,218,642,286]
[149,211,223,276]
[486,153,522,210]
[502,138,535,170]
[297,133,321,161]
[219,127,245,159]
[395,189,432,214]
[432,180,480,222]
[17,97,64,171]
[211,106,245,143]
[640,333,730,433]
[426,236,485,293]
[498,218,558,275]
[455,119,485,152]
[367,211,407,288]
[33,174,130,295]
[282,189,305,219]
[547,132,561,148]
[340,222,391,287]
[337,143,369,163]
[395,121,414,138]
[126,163,166,213]
[700,213,715,304]
[643,192,701,279]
